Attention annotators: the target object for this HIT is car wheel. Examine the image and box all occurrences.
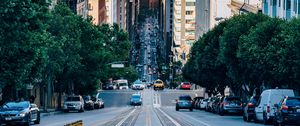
[25,115,31,126]
[79,106,84,112]
[102,104,105,108]
[64,110,69,113]
[189,108,193,111]
[263,113,269,125]
[34,113,40,124]
[243,113,247,121]
[219,110,224,116]
[254,113,259,123]
[176,107,179,111]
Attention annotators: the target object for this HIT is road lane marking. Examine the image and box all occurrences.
[157,108,181,126]
[174,109,212,126]
[115,108,136,126]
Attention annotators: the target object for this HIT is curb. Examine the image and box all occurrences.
[41,111,62,117]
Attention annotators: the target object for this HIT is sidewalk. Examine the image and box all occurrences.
[40,108,62,117]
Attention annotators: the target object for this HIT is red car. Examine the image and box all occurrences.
[180,82,191,90]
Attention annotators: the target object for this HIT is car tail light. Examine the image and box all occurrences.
[190,100,193,104]
[248,103,254,107]
[240,103,243,107]
[267,105,270,113]
[281,105,288,111]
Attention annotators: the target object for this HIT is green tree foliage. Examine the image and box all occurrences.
[0,1,137,99]
[183,13,300,96]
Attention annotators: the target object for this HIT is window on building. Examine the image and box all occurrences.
[176,1,181,6]
[287,0,291,10]
[279,0,281,7]
[176,10,181,14]
[186,11,193,15]
[186,2,195,6]
[298,1,300,14]
[294,0,297,12]
[271,0,277,6]
[88,3,93,10]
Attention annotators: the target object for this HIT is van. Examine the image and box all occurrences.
[254,89,295,124]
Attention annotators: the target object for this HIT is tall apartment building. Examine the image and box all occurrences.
[195,0,231,39]
[263,0,300,20]
[88,0,106,25]
[228,0,262,14]
[105,0,127,29]
[161,0,174,63]
[65,0,89,19]
[172,0,196,64]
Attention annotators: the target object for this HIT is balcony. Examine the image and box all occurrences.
[185,34,195,40]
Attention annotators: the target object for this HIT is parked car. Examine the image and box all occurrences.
[103,83,116,90]
[243,96,259,122]
[130,93,142,106]
[193,97,204,109]
[180,82,191,90]
[205,97,216,112]
[273,96,300,126]
[63,95,85,113]
[254,89,295,125]
[83,95,94,110]
[218,96,243,116]
[0,101,40,126]
[92,97,104,109]
[200,99,208,110]
[212,96,223,113]
[176,95,193,111]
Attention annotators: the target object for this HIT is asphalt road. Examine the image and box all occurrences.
[33,89,282,126]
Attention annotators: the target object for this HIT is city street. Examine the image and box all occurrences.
[36,89,266,126]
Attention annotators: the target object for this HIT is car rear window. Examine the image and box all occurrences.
[179,96,192,100]
[286,98,300,106]
[66,97,80,101]
[225,97,241,102]
[183,82,190,85]
[155,81,162,84]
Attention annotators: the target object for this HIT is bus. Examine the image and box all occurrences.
[115,79,129,90]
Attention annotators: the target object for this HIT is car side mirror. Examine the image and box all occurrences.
[274,104,279,108]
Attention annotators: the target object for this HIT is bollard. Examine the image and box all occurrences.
[64,120,83,126]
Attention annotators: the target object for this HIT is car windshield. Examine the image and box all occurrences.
[66,97,80,101]
[286,98,300,106]
[179,96,192,100]
[3,101,29,109]
[119,83,127,86]
[132,95,141,99]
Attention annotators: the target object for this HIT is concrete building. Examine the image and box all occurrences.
[105,0,127,30]
[65,0,89,19]
[195,0,232,39]
[172,0,196,64]
[228,0,262,15]
[263,0,300,20]
[88,0,106,25]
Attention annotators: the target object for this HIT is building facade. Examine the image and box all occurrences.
[172,0,196,64]
[65,0,89,19]
[88,0,106,25]
[263,0,300,20]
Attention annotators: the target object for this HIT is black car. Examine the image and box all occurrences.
[83,95,94,110]
[243,96,259,122]
[273,96,300,126]
[0,101,40,126]
[103,83,114,90]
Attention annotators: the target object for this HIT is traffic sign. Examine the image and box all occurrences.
[111,64,124,68]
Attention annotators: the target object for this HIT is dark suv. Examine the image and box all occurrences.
[176,95,193,111]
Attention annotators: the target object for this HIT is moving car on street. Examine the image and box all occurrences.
[273,96,300,126]
[0,101,40,126]
[63,95,85,113]
[176,95,193,111]
[180,82,191,90]
[153,79,164,90]
[243,96,259,122]
[130,93,142,106]
[132,79,145,90]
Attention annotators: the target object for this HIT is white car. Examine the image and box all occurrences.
[200,99,208,109]
[132,80,145,90]
[254,89,295,124]
[63,95,85,113]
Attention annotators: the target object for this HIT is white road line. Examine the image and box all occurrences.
[115,108,136,126]
[157,108,181,126]
[178,111,211,126]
